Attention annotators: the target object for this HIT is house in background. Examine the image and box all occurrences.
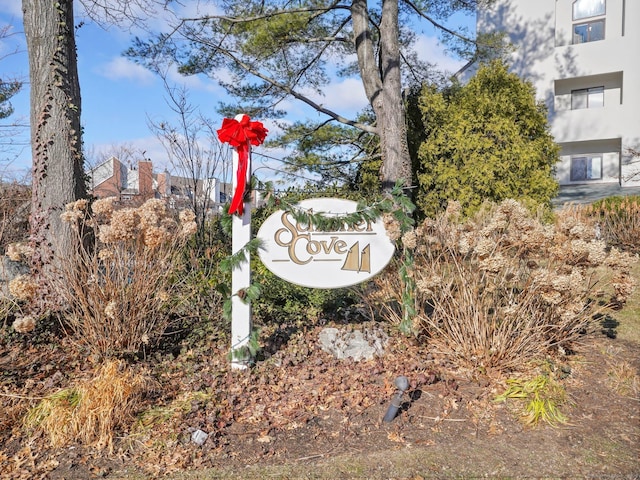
[88,157,232,210]
[89,157,155,202]
[461,0,640,188]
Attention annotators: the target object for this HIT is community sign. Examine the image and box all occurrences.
[257,198,396,288]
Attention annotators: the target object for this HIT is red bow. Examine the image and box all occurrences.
[217,115,268,216]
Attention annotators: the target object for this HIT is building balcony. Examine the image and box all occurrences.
[551,104,627,144]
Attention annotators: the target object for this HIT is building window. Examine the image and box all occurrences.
[571,86,604,109]
[572,0,605,43]
[573,20,605,43]
[573,0,605,20]
[570,155,603,181]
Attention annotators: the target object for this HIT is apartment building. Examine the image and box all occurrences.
[464,0,639,187]
[88,157,230,208]
[89,157,155,201]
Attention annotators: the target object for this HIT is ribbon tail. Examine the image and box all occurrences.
[228,144,249,216]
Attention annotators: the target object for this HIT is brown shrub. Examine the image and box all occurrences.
[583,195,640,253]
[368,200,637,371]
[54,198,198,357]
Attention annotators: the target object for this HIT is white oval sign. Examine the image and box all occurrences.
[257,198,395,288]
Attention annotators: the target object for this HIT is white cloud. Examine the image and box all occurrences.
[315,77,369,113]
[174,2,222,19]
[127,2,222,36]
[95,57,156,85]
[278,77,369,121]
[165,64,225,95]
[414,34,466,74]
[0,0,22,18]
[275,35,464,121]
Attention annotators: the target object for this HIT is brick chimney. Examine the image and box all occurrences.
[138,161,153,200]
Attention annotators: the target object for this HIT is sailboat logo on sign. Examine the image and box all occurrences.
[341,242,370,273]
[257,198,396,289]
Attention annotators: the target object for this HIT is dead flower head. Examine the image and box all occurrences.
[138,198,168,228]
[383,213,402,242]
[60,210,84,224]
[401,229,417,250]
[97,249,114,262]
[104,301,117,320]
[106,208,139,242]
[180,221,198,238]
[92,197,116,217]
[9,274,38,302]
[13,315,37,333]
[144,226,171,248]
[179,209,196,223]
[66,199,88,211]
[6,243,29,262]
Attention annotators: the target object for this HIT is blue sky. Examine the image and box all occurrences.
[0,0,472,183]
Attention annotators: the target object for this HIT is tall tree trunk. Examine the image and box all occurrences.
[23,0,86,289]
[352,0,411,191]
[378,0,411,190]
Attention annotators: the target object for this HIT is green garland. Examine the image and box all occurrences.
[219,179,418,362]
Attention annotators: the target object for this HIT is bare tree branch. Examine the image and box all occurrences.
[400,0,475,44]
[179,3,351,25]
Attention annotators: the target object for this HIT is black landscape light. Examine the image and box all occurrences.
[383,375,409,422]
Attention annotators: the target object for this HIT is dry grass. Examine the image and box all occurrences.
[610,261,640,345]
[584,195,640,253]
[606,360,639,398]
[24,360,153,451]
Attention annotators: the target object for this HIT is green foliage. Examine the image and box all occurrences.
[0,79,21,119]
[495,367,569,427]
[413,60,559,218]
[173,217,230,328]
[127,0,500,188]
[252,258,356,325]
[266,118,379,188]
[591,194,640,210]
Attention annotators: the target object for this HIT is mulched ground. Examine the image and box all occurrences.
[1,319,638,479]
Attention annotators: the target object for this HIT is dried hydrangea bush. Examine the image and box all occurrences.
[371,199,637,371]
[56,198,197,357]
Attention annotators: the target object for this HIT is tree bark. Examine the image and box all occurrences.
[23,0,86,283]
[378,0,411,190]
[352,0,411,191]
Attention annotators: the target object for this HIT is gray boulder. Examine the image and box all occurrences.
[0,256,30,297]
[318,326,388,361]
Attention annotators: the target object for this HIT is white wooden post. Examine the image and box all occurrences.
[231,115,252,370]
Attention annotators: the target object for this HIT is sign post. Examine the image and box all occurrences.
[217,114,268,369]
[230,143,252,369]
